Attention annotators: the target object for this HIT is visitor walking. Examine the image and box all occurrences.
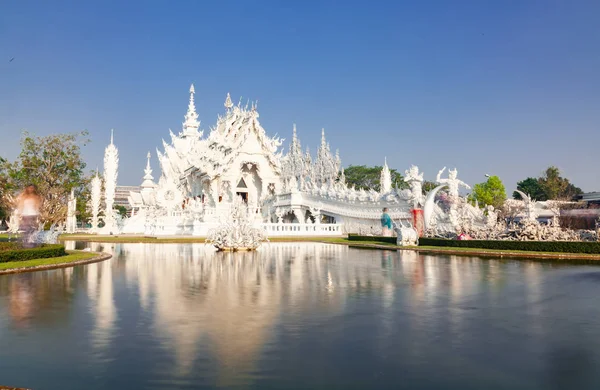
[381,207,392,236]
[16,185,41,248]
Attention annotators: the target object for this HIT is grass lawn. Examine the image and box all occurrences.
[0,250,101,271]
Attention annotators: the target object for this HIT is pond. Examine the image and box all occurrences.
[1,242,600,389]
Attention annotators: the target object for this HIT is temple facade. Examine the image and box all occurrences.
[119,85,415,236]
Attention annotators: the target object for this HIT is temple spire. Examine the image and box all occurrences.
[380,157,392,194]
[141,151,156,189]
[182,83,200,137]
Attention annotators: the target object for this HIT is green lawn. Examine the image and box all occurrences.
[0,250,101,271]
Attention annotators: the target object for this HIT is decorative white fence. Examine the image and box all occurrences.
[261,223,343,236]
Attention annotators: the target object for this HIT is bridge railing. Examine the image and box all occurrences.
[261,223,343,236]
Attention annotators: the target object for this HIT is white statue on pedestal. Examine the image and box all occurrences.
[404,165,424,208]
[485,205,498,229]
[393,220,419,246]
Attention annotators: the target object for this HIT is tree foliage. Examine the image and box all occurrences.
[514,177,546,201]
[115,205,128,218]
[3,131,90,224]
[343,165,408,191]
[513,166,583,201]
[468,175,507,209]
[0,157,14,220]
[422,180,438,193]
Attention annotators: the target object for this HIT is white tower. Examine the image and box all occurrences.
[90,170,102,233]
[100,130,119,234]
[380,157,392,194]
[66,189,77,233]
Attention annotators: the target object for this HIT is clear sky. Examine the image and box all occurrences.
[1,1,599,192]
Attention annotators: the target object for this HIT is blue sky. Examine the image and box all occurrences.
[1,1,599,192]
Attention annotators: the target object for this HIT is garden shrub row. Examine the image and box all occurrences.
[347,234,397,244]
[0,244,67,263]
[347,234,600,254]
[418,238,600,254]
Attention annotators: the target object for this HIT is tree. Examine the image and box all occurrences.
[343,165,408,191]
[0,157,14,220]
[468,175,507,209]
[115,205,128,218]
[5,131,90,225]
[513,166,583,201]
[422,180,438,193]
[513,177,546,201]
[538,166,582,200]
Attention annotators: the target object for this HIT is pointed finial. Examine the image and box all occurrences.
[110,129,114,145]
[224,92,233,109]
[190,84,195,94]
[293,123,297,137]
[143,151,154,183]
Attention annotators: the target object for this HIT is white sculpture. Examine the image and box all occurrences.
[206,196,268,251]
[393,221,419,246]
[27,223,62,245]
[485,205,498,229]
[7,210,19,234]
[515,190,539,222]
[404,165,425,208]
[66,189,77,233]
[436,167,471,200]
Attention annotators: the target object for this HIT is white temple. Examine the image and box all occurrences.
[86,84,599,242]
[114,85,416,236]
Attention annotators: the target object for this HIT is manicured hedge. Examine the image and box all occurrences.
[0,244,67,263]
[348,234,396,244]
[419,238,600,254]
[347,234,600,254]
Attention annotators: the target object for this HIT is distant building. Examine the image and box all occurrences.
[115,185,140,215]
[576,192,600,205]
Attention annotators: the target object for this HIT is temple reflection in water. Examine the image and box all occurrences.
[0,242,567,389]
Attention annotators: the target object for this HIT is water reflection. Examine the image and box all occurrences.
[1,243,600,389]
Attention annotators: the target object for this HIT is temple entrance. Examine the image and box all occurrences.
[236,177,249,203]
[236,191,248,203]
[236,165,262,208]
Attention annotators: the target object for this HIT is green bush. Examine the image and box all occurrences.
[0,244,67,263]
[419,238,600,254]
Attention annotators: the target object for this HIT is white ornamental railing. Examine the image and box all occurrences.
[261,223,342,236]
